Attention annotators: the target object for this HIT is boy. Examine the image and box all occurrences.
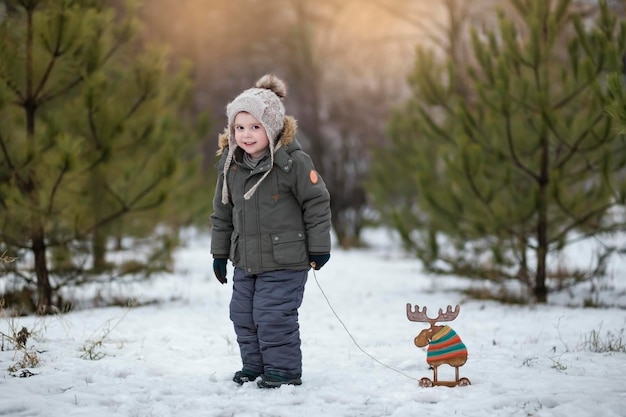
[210,74,331,388]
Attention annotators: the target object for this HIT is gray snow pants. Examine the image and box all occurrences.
[230,267,308,379]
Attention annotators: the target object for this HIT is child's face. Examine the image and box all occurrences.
[233,112,270,159]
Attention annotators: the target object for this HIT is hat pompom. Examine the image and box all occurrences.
[255,74,287,101]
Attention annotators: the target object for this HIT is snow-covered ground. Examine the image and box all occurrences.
[1,229,625,417]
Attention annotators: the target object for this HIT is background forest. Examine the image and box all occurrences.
[1,0,625,314]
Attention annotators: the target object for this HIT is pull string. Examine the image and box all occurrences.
[310,268,419,382]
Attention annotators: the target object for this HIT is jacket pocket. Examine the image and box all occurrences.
[230,233,240,264]
[271,231,307,265]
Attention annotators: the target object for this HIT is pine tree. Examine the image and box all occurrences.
[0,0,202,313]
[607,73,626,133]
[370,0,626,302]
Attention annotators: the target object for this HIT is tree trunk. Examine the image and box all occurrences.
[534,140,549,303]
[92,229,108,272]
[535,218,548,303]
[32,231,53,314]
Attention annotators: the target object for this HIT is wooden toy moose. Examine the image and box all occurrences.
[406,304,470,387]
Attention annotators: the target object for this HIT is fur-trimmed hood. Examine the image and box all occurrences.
[216,115,298,156]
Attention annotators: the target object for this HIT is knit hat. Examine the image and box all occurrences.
[221,74,287,204]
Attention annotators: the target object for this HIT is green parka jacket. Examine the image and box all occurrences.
[210,116,331,274]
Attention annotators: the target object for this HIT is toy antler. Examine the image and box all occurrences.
[406,304,461,326]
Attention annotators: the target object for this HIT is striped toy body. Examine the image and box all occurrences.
[426,325,467,364]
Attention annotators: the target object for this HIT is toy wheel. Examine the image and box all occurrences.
[458,377,471,387]
[419,377,433,388]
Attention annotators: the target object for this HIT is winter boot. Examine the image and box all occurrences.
[256,373,302,389]
[233,369,261,385]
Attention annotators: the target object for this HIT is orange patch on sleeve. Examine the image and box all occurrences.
[309,169,319,184]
